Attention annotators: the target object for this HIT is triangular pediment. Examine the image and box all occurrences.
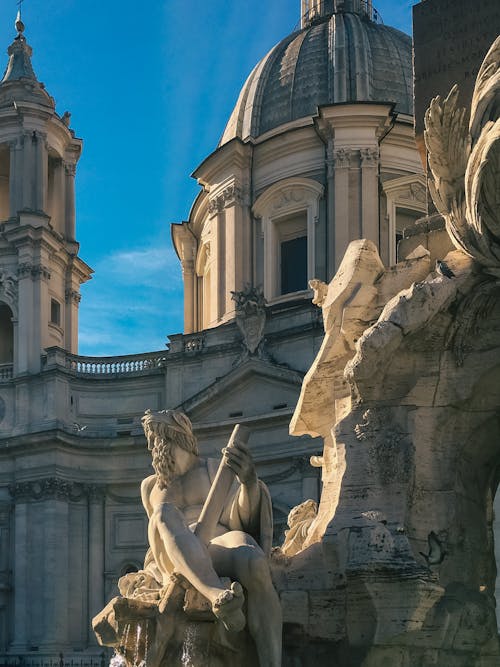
[178,359,304,423]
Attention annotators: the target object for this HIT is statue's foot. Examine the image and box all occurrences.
[212,582,245,633]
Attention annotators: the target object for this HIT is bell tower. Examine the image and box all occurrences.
[0,13,92,375]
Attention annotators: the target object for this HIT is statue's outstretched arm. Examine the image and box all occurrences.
[224,442,261,533]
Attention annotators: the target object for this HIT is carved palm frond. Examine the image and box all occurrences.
[424,85,471,254]
[425,37,500,273]
[470,36,500,145]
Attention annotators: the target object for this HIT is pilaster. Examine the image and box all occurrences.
[181,259,196,334]
[333,148,351,269]
[8,137,22,217]
[207,197,226,324]
[11,500,28,652]
[87,485,106,645]
[42,496,69,648]
[64,161,76,241]
[360,147,380,247]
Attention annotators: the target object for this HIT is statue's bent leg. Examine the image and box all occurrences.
[148,503,245,631]
[209,531,282,667]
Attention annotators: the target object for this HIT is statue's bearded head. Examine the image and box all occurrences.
[141,409,199,489]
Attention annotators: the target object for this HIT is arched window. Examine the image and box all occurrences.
[382,175,427,265]
[0,303,13,365]
[253,178,324,302]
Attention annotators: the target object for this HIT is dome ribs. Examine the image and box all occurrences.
[331,13,348,103]
[292,23,329,121]
[344,13,371,102]
[219,14,413,143]
[260,31,307,134]
[365,23,413,115]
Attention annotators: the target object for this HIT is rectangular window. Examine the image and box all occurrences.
[281,235,307,295]
[50,298,61,326]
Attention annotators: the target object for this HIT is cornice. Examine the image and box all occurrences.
[192,138,252,188]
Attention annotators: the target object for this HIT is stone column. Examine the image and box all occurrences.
[326,136,336,281]
[16,262,34,375]
[360,147,380,248]
[29,262,51,373]
[11,498,28,652]
[181,259,196,334]
[333,148,351,270]
[262,214,274,301]
[34,132,48,213]
[22,131,35,210]
[53,158,66,234]
[65,279,81,354]
[88,486,106,644]
[207,198,225,324]
[9,137,23,217]
[64,162,76,241]
[221,183,250,317]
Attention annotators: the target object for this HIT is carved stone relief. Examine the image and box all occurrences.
[0,270,18,304]
[231,285,269,360]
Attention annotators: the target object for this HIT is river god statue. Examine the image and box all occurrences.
[93,409,282,667]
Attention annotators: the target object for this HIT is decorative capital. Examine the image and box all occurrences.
[360,147,379,167]
[64,161,76,177]
[332,148,351,169]
[18,263,51,281]
[181,259,195,276]
[65,288,81,305]
[10,478,73,501]
[9,478,106,502]
[208,184,247,216]
[86,484,106,502]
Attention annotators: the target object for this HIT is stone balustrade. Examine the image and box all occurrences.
[0,656,106,667]
[36,333,211,379]
[64,350,168,376]
[0,363,13,382]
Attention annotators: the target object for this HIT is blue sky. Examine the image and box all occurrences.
[0,1,415,357]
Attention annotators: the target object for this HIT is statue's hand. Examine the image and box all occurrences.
[223,442,258,486]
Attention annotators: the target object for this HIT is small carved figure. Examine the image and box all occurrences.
[309,279,328,307]
[280,499,318,557]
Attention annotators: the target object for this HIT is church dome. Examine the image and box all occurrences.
[220,6,412,145]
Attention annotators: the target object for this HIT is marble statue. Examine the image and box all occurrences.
[94,409,282,667]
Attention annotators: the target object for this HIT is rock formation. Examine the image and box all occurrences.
[279,35,500,666]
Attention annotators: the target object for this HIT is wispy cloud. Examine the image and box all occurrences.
[78,239,184,357]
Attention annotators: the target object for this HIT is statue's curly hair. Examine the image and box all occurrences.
[141,410,198,489]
